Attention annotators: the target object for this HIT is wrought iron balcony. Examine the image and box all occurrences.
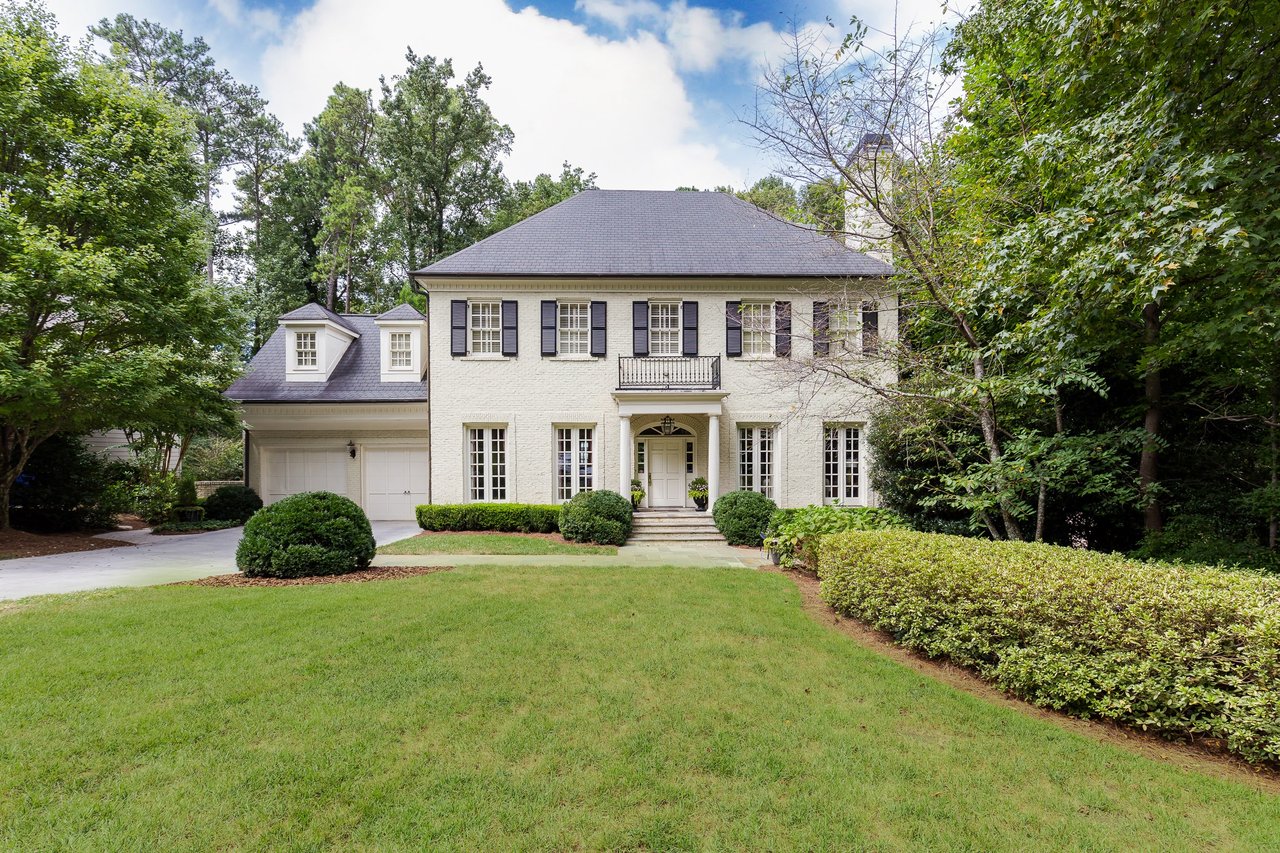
[618,355,721,390]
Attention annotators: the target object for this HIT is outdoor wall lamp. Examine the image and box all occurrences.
[347,440,357,459]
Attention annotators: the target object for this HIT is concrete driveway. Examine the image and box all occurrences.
[0,521,422,601]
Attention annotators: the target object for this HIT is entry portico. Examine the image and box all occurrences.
[614,390,729,507]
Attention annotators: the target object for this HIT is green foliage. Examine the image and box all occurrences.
[765,505,909,568]
[817,530,1280,764]
[487,162,596,234]
[558,490,633,546]
[416,503,560,534]
[712,490,777,546]
[131,472,179,526]
[151,518,240,534]
[1133,515,1280,574]
[183,435,244,482]
[379,532,615,556]
[176,474,198,508]
[11,435,122,532]
[202,485,262,524]
[236,491,375,579]
[687,477,709,501]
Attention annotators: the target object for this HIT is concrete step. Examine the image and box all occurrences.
[628,532,726,543]
[632,516,717,525]
[632,524,720,535]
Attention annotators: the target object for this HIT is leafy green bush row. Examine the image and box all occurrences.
[816,530,1280,764]
[203,484,262,523]
[152,518,242,534]
[712,490,777,545]
[416,503,560,534]
[766,505,909,568]
[237,492,375,579]
[560,490,632,545]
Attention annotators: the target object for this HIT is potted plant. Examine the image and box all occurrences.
[762,535,782,565]
[173,474,205,523]
[630,478,646,509]
[688,477,709,511]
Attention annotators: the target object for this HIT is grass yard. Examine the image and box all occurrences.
[379,532,616,556]
[1,566,1277,851]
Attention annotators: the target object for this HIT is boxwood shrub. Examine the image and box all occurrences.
[559,490,633,546]
[203,484,263,523]
[416,503,560,533]
[767,504,909,568]
[816,529,1280,764]
[236,491,375,579]
[711,490,777,545]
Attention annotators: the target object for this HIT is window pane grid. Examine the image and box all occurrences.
[556,427,594,500]
[823,426,860,503]
[740,302,773,356]
[390,332,412,368]
[649,301,680,356]
[296,332,317,367]
[470,301,501,354]
[469,427,507,502]
[738,426,774,497]
[558,302,589,355]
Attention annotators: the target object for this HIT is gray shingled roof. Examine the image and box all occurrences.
[375,303,426,321]
[412,189,893,279]
[279,302,361,334]
[225,314,427,403]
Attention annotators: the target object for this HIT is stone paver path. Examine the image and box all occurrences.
[372,540,767,569]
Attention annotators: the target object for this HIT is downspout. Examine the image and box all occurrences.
[412,276,432,506]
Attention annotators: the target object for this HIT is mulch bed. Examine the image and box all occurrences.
[181,565,453,588]
[0,528,132,560]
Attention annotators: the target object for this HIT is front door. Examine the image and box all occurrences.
[647,439,686,507]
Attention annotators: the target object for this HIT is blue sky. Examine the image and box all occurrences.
[48,0,949,189]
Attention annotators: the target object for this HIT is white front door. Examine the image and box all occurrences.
[265,448,348,504]
[647,439,686,507]
[364,447,429,520]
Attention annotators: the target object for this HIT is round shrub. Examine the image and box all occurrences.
[235,491,375,579]
[203,484,263,523]
[712,489,777,545]
[559,489,633,545]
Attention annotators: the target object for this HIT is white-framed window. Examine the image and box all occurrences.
[295,331,317,368]
[468,426,507,501]
[558,302,590,355]
[738,425,775,497]
[556,426,594,500]
[635,441,646,475]
[685,441,694,474]
[740,302,774,356]
[469,301,501,355]
[389,332,413,369]
[823,425,860,504]
[829,302,858,354]
[649,301,681,356]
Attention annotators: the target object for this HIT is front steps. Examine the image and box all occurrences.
[628,508,724,543]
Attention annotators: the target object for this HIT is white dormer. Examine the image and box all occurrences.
[279,303,360,383]
[375,304,428,382]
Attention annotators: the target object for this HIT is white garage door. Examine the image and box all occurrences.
[264,449,348,504]
[364,447,429,520]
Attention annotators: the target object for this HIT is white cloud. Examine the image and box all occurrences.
[209,0,282,35]
[663,2,780,73]
[574,0,662,29]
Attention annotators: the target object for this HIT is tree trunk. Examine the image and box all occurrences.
[1139,301,1163,533]
[326,268,338,311]
[1269,369,1278,550]
[1035,481,1047,542]
[973,353,1025,541]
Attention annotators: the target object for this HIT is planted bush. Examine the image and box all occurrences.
[203,484,263,523]
[711,490,777,545]
[416,503,560,533]
[767,504,909,568]
[559,490,633,546]
[236,491,375,579]
[816,529,1280,764]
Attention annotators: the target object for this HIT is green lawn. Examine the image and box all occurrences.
[379,532,616,556]
[1,567,1276,851]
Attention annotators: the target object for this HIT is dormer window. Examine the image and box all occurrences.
[295,332,317,368]
[389,332,412,369]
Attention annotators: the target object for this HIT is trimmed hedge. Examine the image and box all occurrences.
[712,490,777,545]
[559,490,633,546]
[817,530,1280,764]
[203,484,263,523]
[152,518,241,534]
[236,491,375,579]
[766,505,909,568]
[416,503,560,533]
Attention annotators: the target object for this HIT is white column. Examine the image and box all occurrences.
[619,415,632,495]
[707,413,720,508]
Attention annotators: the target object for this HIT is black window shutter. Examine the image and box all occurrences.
[862,301,879,353]
[813,301,830,355]
[775,301,792,357]
[725,300,742,357]
[681,301,699,356]
[450,300,467,356]
[541,300,557,356]
[501,300,518,356]
[590,301,607,357]
[632,301,649,356]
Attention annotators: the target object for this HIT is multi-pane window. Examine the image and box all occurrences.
[740,302,774,356]
[649,301,681,356]
[469,301,501,355]
[738,426,775,497]
[389,332,413,369]
[295,331,317,368]
[829,302,858,354]
[468,427,507,502]
[823,425,860,504]
[635,441,646,474]
[558,302,590,355]
[556,427,594,500]
[685,441,695,474]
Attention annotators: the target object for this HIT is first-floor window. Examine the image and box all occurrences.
[823,425,860,504]
[556,427,594,500]
[468,427,507,501]
[739,426,775,497]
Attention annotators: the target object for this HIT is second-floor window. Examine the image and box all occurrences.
[558,302,589,355]
[295,331,317,368]
[389,332,412,369]
[740,302,774,356]
[470,301,501,355]
[649,301,680,356]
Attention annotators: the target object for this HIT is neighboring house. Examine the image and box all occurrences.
[224,303,430,521]
[226,188,893,520]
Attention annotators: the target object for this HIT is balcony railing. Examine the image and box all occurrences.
[618,355,721,390]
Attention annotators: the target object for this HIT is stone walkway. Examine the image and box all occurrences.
[372,540,767,569]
